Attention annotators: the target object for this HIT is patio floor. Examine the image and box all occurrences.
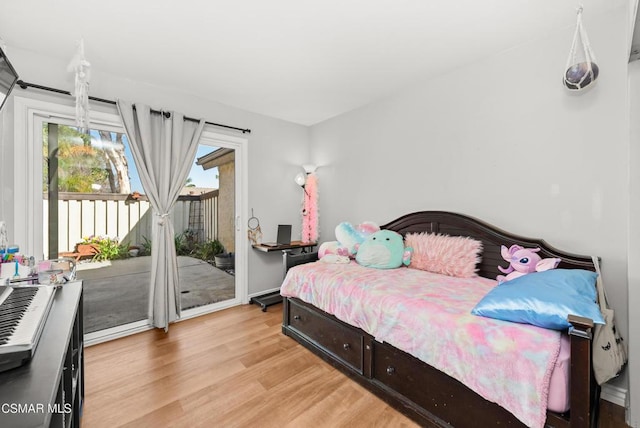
[77,256,235,333]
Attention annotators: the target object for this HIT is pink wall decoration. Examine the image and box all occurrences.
[302,173,318,243]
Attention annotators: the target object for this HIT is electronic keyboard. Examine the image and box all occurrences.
[0,285,56,372]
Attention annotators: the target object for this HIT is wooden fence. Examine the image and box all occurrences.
[44,190,219,255]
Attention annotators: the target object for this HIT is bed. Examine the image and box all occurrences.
[280,211,599,428]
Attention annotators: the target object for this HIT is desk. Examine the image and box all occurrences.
[250,241,316,311]
[251,240,316,253]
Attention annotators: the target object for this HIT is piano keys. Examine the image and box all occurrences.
[0,285,56,373]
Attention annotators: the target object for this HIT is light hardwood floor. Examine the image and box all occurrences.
[82,303,628,428]
[82,304,418,428]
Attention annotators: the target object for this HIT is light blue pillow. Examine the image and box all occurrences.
[471,269,605,330]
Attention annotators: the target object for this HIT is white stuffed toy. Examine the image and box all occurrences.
[318,221,379,261]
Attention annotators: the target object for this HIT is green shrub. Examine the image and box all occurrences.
[79,235,127,261]
[117,242,131,259]
[175,229,200,256]
[195,239,224,261]
[137,234,223,262]
[141,236,152,256]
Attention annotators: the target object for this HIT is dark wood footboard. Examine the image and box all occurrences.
[281,211,598,428]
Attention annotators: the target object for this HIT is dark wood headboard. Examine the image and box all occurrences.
[381,211,595,280]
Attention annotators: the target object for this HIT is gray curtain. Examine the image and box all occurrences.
[117,100,205,331]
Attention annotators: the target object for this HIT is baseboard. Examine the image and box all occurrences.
[601,383,627,407]
[248,287,280,299]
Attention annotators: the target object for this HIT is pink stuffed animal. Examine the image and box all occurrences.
[496,245,561,283]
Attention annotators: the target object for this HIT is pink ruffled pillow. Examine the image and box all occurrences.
[405,232,482,278]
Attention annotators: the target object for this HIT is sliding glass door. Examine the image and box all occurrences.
[180,131,247,318]
[172,144,237,312]
[15,96,248,342]
[40,117,153,335]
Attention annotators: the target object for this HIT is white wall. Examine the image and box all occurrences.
[0,47,310,297]
[311,3,633,415]
[627,59,640,428]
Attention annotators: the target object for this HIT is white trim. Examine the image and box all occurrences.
[86,297,247,346]
[179,297,243,320]
[199,128,250,305]
[601,383,627,407]
[248,286,281,299]
[13,96,125,257]
[85,319,152,347]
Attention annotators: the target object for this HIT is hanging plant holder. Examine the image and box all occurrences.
[563,7,599,92]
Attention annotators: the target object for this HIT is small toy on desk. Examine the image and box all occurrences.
[2,255,36,281]
[0,246,19,262]
[496,244,561,282]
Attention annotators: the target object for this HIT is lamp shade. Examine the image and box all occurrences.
[294,172,306,186]
[302,164,317,174]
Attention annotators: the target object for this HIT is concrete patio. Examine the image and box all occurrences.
[77,256,235,333]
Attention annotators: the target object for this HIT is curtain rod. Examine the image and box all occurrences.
[16,79,252,134]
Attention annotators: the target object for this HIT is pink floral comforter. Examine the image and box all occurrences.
[280,261,562,428]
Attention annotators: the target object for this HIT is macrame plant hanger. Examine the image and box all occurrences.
[563,6,599,91]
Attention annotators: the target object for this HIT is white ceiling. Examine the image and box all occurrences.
[0,0,626,126]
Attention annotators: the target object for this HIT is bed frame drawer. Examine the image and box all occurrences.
[372,341,523,427]
[287,299,364,372]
